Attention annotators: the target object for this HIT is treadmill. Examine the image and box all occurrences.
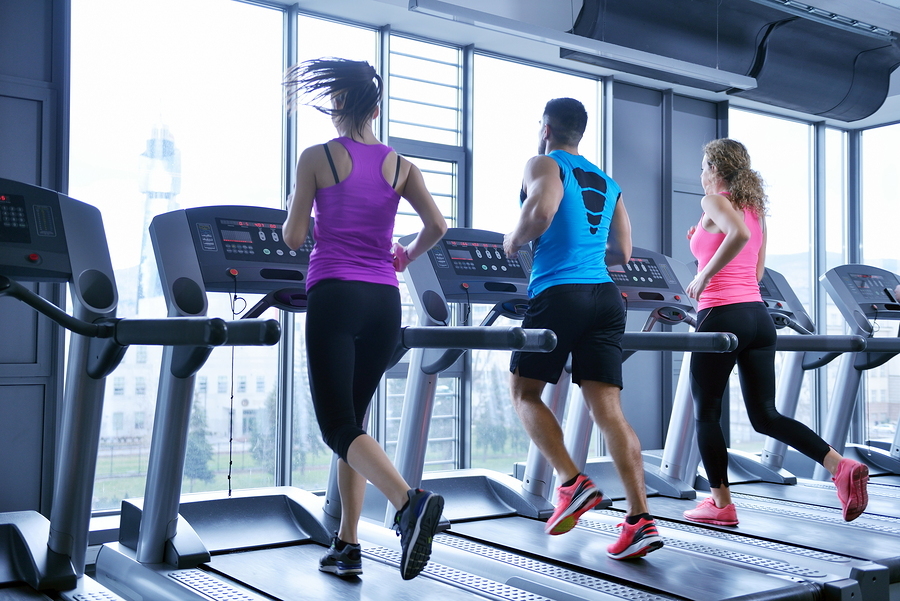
[0,179,273,600]
[809,264,900,486]
[635,267,900,598]
[724,267,900,519]
[94,207,564,601]
[391,230,863,601]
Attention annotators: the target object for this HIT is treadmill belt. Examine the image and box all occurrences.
[206,542,516,601]
[646,495,900,574]
[449,516,820,601]
[730,480,900,518]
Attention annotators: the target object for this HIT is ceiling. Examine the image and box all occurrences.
[290,0,900,129]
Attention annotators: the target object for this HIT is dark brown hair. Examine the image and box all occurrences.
[284,58,382,137]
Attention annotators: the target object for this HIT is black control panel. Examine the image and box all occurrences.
[823,264,900,325]
[0,180,71,282]
[155,206,314,293]
[416,228,693,313]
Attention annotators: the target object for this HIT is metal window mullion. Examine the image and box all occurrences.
[389,119,460,134]
[390,73,460,89]
[276,2,299,488]
[390,49,460,68]
[389,95,461,112]
[812,122,827,432]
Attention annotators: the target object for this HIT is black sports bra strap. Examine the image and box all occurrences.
[392,154,402,188]
[322,143,340,185]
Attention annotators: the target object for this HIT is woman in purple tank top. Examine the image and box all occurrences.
[281,58,447,581]
[682,138,868,527]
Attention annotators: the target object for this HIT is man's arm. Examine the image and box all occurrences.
[605,194,632,266]
[503,155,564,257]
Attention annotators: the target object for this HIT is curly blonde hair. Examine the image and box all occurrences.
[703,138,767,217]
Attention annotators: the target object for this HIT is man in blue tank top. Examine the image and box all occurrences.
[503,98,662,560]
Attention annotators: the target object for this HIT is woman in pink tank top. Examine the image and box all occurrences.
[682,138,868,527]
[281,58,447,581]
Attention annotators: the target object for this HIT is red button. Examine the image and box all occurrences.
[27,253,40,263]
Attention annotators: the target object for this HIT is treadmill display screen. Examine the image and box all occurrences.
[195,218,311,264]
[609,256,668,289]
[439,239,526,279]
[848,272,890,300]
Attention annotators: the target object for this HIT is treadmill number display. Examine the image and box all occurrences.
[847,272,892,300]
[439,239,526,278]
[609,256,667,289]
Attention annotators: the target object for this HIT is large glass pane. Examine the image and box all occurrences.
[727,109,814,451]
[70,0,283,511]
[389,36,462,146]
[472,55,601,235]
[290,18,379,491]
[860,124,900,445]
[470,55,601,473]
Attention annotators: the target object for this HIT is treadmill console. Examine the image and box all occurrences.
[406,227,695,315]
[156,206,314,293]
[822,264,900,332]
[0,179,72,281]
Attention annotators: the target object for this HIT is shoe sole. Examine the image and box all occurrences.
[841,463,869,522]
[608,536,664,560]
[319,564,363,577]
[545,489,603,535]
[400,494,445,580]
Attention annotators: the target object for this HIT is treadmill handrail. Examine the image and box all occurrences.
[0,274,232,347]
[400,325,557,352]
[774,334,867,353]
[621,331,738,352]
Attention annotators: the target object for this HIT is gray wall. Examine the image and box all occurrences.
[611,81,724,449]
[0,0,68,515]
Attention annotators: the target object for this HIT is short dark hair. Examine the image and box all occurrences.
[543,98,587,146]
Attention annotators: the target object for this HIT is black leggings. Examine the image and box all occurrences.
[690,302,830,488]
[306,279,401,462]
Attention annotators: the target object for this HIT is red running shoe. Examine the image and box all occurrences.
[544,474,603,535]
[607,516,664,560]
[833,458,869,521]
[682,496,739,526]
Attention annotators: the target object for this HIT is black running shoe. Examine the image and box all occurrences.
[319,535,362,577]
[392,488,444,580]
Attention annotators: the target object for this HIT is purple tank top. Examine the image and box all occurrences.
[306,137,401,290]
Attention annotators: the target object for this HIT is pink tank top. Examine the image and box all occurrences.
[306,137,401,291]
[689,208,763,311]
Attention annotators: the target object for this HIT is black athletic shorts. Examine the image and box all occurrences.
[510,282,625,387]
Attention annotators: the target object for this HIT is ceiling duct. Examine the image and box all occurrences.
[565,0,900,121]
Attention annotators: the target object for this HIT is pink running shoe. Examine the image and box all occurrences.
[833,458,869,522]
[607,516,664,560]
[682,496,739,526]
[544,474,603,535]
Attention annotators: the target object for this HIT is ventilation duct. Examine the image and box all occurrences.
[566,0,900,121]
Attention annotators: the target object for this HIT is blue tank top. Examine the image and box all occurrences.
[527,150,620,297]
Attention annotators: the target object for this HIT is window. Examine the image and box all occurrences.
[860,124,900,443]
[726,109,814,450]
[113,377,125,396]
[135,346,147,364]
[256,376,265,393]
[469,54,601,471]
[237,375,247,394]
[197,376,207,394]
[135,377,146,396]
[389,37,462,146]
[289,17,380,492]
[71,0,284,511]
[135,411,145,430]
[218,376,229,395]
